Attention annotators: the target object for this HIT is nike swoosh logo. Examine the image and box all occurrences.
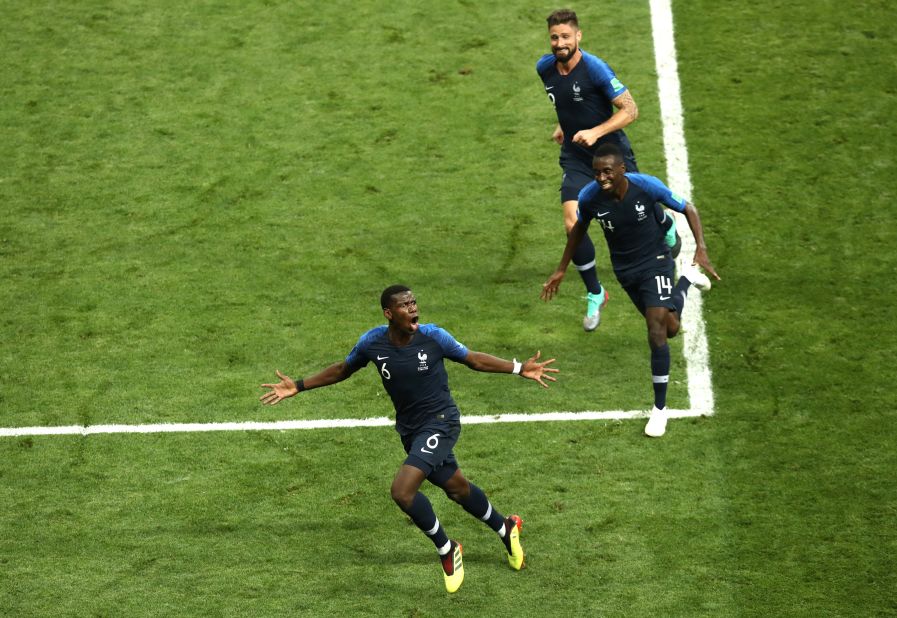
[596,211,610,217]
[545,86,554,90]
[376,355,389,360]
[659,295,671,300]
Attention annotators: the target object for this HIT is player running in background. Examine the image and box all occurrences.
[260,285,558,592]
[537,9,679,331]
[540,144,719,437]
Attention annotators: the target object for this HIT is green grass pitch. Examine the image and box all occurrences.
[1,0,895,616]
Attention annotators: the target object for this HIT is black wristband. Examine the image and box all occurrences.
[296,378,305,392]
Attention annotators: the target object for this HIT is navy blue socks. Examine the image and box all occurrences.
[573,233,603,295]
[458,483,506,534]
[672,276,691,317]
[651,344,671,410]
[405,492,450,551]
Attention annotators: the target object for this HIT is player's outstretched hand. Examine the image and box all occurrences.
[522,351,559,389]
[541,270,565,301]
[260,370,298,405]
[693,247,721,281]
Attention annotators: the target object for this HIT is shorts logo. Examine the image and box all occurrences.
[421,433,439,454]
[417,351,429,372]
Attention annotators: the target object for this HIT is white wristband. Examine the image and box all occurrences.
[512,359,522,375]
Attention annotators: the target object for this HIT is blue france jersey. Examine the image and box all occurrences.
[537,50,630,164]
[345,324,469,435]
[577,173,688,274]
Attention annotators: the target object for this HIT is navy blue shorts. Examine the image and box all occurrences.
[616,258,677,315]
[401,421,461,487]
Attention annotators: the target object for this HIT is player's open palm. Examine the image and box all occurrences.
[260,370,298,405]
[522,351,559,388]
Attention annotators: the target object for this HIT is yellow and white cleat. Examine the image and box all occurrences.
[441,541,464,593]
[503,515,525,570]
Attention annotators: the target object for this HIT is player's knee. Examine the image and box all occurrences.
[648,325,667,349]
[444,486,469,504]
[562,202,579,232]
[666,314,681,338]
[390,483,414,510]
[442,476,470,503]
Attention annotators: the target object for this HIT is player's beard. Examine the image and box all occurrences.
[553,43,578,63]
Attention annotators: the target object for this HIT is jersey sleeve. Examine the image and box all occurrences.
[628,173,688,212]
[421,324,468,362]
[582,52,628,100]
[575,181,599,227]
[536,54,555,80]
[344,327,382,371]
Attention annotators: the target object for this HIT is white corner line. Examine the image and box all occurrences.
[0,409,709,438]
[650,0,715,416]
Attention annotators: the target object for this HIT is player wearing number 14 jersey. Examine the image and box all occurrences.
[541,143,721,437]
[260,285,559,592]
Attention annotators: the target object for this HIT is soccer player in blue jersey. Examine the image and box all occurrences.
[540,143,720,437]
[538,9,671,332]
[260,285,558,592]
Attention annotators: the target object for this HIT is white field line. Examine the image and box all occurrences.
[650,0,715,416]
[0,1,712,440]
[0,409,707,438]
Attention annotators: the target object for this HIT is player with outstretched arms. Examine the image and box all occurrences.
[261,285,558,592]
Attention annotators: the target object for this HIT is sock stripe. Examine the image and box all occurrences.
[437,540,451,556]
[574,259,596,271]
[425,518,441,536]
[479,503,492,522]
[652,374,669,384]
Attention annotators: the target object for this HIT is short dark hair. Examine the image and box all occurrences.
[547,9,579,28]
[380,284,411,309]
[594,142,624,164]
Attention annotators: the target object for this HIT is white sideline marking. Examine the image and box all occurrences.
[0,2,712,440]
[0,410,706,438]
[650,0,715,416]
